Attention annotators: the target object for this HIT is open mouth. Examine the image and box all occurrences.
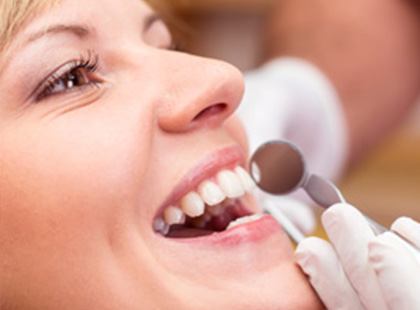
[153,166,262,238]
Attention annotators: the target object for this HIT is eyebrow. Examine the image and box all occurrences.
[25,13,162,46]
[0,14,165,75]
[26,24,93,44]
[0,24,93,75]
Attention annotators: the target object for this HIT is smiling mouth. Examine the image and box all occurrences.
[153,166,263,238]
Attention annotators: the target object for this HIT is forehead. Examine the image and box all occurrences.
[26,0,154,25]
[1,0,155,45]
[0,0,156,64]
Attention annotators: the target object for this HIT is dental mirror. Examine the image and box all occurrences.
[250,140,346,207]
[250,140,420,259]
[250,140,388,233]
[250,141,306,195]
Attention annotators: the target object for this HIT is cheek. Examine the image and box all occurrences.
[225,115,249,156]
[0,109,153,239]
[0,114,158,306]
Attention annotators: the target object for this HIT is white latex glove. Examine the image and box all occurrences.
[239,58,348,234]
[240,58,347,183]
[295,203,420,310]
[254,192,314,241]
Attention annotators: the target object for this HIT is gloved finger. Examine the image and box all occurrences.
[322,204,388,310]
[390,217,420,248]
[296,237,366,310]
[254,192,316,234]
[369,232,420,310]
[272,196,316,234]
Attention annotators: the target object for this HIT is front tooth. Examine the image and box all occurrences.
[234,166,256,192]
[217,170,245,198]
[180,191,205,218]
[163,206,185,225]
[198,180,226,206]
[226,214,264,230]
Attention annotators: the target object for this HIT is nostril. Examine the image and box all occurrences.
[192,103,227,122]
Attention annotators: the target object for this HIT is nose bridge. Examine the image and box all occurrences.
[155,52,245,132]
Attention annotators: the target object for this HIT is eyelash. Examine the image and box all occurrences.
[33,41,183,102]
[35,51,101,102]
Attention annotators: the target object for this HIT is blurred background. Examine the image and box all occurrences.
[164,0,420,227]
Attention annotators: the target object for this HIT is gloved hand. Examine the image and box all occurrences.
[295,203,420,310]
[253,190,316,236]
[239,58,348,234]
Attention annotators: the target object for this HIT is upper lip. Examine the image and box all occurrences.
[154,144,247,219]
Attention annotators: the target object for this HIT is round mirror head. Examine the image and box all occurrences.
[249,141,306,195]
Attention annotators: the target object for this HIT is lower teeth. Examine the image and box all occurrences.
[226,214,264,230]
[155,200,260,237]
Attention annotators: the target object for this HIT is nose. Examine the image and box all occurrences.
[155,53,245,132]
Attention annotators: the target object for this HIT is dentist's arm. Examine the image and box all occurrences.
[264,0,420,165]
[295,203,420,310]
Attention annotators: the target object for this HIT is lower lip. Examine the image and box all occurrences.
[168,215,286,247]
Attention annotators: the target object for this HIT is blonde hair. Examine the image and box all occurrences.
[0,0,60,53]
[0,0,186,54]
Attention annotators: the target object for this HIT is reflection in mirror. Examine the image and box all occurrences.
[250,141,306,195]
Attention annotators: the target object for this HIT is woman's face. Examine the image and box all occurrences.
[0,0,322,309]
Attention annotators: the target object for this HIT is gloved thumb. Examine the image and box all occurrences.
[296,237,366,310]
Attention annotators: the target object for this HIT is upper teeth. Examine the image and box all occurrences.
[155,166,256,234]
[216,170,245,198]
[198,180,225,206]
[180,192,205,217]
